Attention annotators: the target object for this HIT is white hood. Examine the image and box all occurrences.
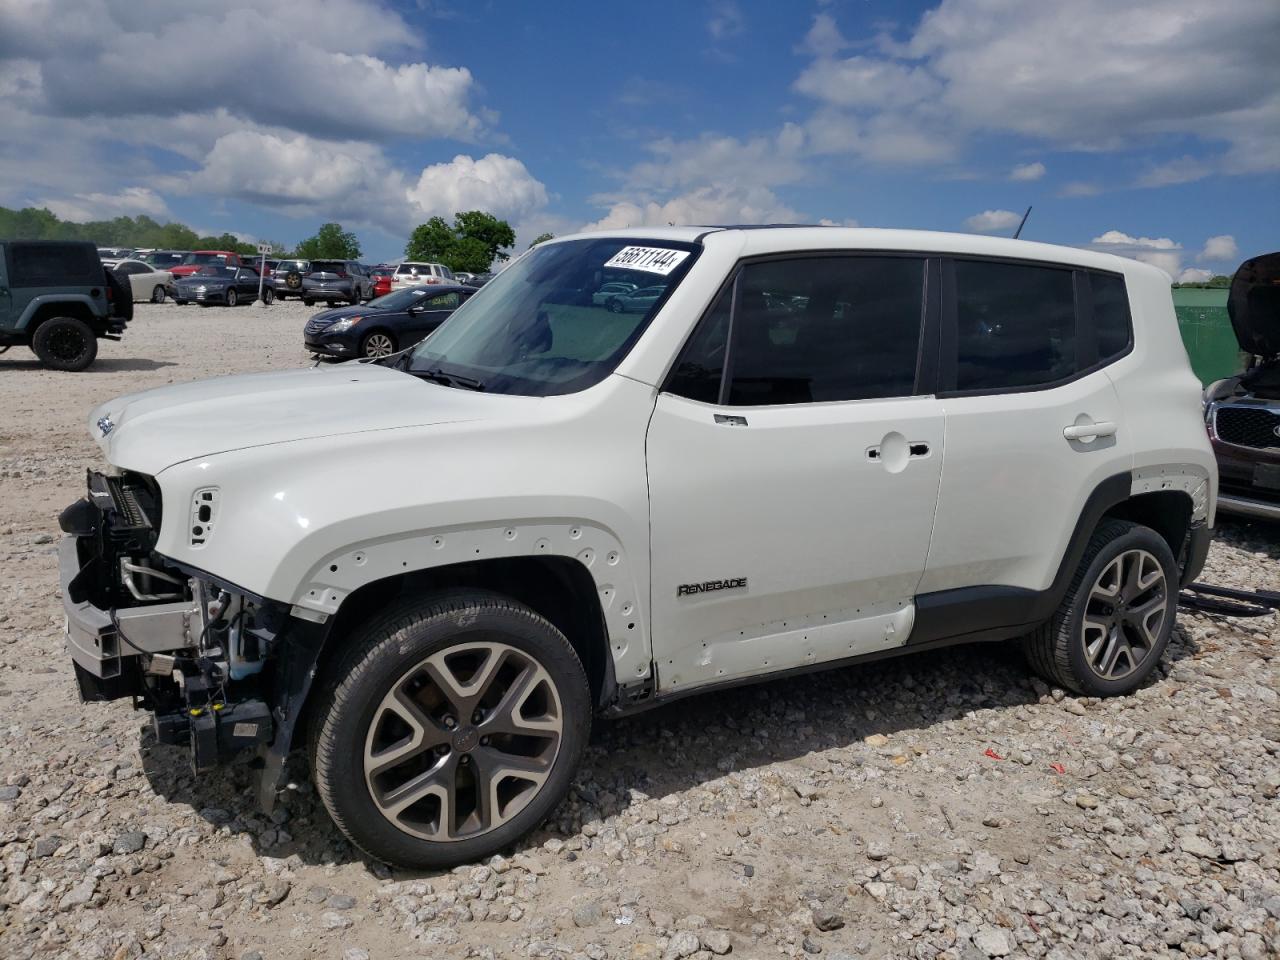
[90,362,490,475]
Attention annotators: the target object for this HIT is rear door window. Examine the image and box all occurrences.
[1088,271,1133,363]
[9,243,101,287]
[951,259,1077,391]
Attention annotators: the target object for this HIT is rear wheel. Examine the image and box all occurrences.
[309,590,590,868]
[226,289,238,307]
[607,298,623,314]
[1023,519,1176,696]
[361,331,396,358]
[262,287,274,306]
[151,285,166,303]
[32,316,98,371]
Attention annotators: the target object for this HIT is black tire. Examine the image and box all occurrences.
[607,298,623,314]
[151,285,166,303]
[226,288,238,307]
[262,287,274,306]
[1022,519,1177,697]
[175,299,187,306]
[303,298,314,306]
[31,316,98,371]
[308,590,591,869]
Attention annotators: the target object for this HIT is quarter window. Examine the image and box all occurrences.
[1089,271,1132,362]
[727,257,925,405]
[952,260,1076,391]
[665,283,733,404]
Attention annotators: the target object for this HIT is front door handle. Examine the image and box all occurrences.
[1063,420,1117,441]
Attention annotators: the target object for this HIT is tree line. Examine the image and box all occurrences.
[1,205,549,272]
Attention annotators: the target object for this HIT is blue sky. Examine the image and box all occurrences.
[0,0,1276,278]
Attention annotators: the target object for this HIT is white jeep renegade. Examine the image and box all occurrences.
[59,227,1215,867]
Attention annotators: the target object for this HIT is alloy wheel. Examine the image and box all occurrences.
[364,333,394,358]
[1080,548,1168,682]
[362,640,563,842]
[46,326,87,363]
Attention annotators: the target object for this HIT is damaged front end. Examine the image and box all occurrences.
[59,470,324,806]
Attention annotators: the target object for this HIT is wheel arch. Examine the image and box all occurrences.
[18,297,98,334]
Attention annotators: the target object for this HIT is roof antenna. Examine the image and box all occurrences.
[1013,205,1032,240]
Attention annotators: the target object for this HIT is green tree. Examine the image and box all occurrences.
[404,211,516,272]
[296,222,362,260]
[529,232,554,248]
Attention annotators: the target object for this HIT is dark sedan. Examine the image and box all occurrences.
[173,265,273,306]
[304,284,474,359]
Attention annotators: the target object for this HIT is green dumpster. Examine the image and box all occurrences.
[1172,287,1247,386]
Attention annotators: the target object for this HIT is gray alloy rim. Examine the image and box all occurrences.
[152,286,165,303]
[364,334,394,358]
[362,640,564,842]
[1081,548,1168,681]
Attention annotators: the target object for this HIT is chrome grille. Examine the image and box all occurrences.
[1215,405,1280,450]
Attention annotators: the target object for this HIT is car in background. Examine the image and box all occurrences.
[392,261,454,289]
[591,280,638,305]
[140,250,187,271]
[1,240,131,370]
[1203,251,1280,522]
[369,267,394,298]
[96,246,134,262]
[303,284,473,359]
[454,271,475,284]
[464,271,494,287]
[172,264,272,307]
[112,259,174,303]
[603,284,664,313]
[271,258,310,300]
[302,259,372,306]
[170,250,243,280]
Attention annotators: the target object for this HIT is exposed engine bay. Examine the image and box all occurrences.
[59,470,281,773]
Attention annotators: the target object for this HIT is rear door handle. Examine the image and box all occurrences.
[1063,421,1117,440]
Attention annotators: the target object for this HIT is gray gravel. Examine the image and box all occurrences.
[0,300,1277,959]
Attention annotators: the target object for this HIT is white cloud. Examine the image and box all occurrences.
[405,154,550,223]
[794,57,940,111]
[1135,155,1213,188]
[39,186,169,221]
[583,185,802,232]
[622,127,808,193]
[1091,230,1178,250]
[964,209,1022,233]
[791,0,1280,177]
[797,13,849,58]
[707,1,745,40]
[1058,181,1102,198]
[1090,230,1186,277]
[1199,234,1238,262]
[1177,267,1214,283]
[1009,161,1045,181]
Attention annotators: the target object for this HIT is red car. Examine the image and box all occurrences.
[370,269,394,298]
[169,250,244,280]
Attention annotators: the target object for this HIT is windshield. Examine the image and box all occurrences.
[276,259,308,272]
[183,252,229,265]
[405,237,699,396]
[367,287,434,310]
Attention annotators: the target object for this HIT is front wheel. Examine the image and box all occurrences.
[226,289,238,307]
[1023,519,1177,697]
[360,330,396,358]
[151,285,166,303]
[262,287,274,305]
[309,591,590,868]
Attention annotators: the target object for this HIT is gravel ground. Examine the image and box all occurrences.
[0,300,1278,960]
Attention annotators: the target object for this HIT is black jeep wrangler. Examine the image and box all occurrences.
[0,240,132,371]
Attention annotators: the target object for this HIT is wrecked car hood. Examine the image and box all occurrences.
[89,362,490,475]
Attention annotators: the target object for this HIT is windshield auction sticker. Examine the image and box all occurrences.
[603,246,691,275]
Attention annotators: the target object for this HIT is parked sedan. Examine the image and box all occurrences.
[172,265,273,307]
[591,281,638,306]
[112,259,174,303]
[304,284,473,359]
[605,284,664,313]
